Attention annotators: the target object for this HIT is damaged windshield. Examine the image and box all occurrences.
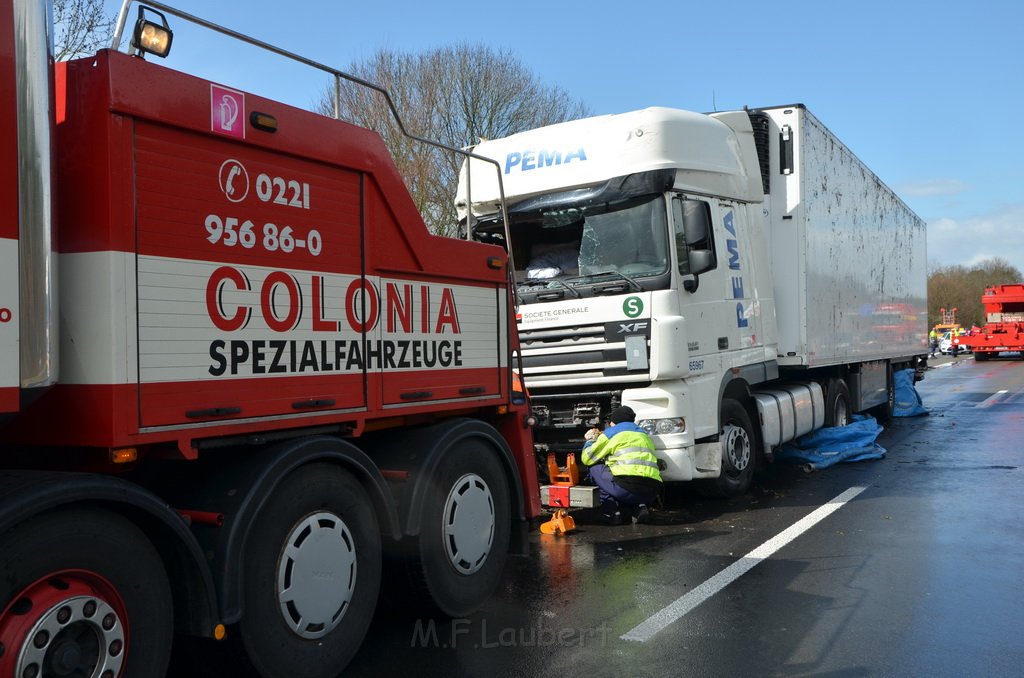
[466,169,675,302]
[510,194,670,302]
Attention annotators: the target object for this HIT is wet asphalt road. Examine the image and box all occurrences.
[346,352,1024,677]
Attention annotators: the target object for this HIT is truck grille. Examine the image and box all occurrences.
[518,322,649,387]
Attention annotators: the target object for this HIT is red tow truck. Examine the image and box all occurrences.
[957,284,1024,360]
[0,1,538,676]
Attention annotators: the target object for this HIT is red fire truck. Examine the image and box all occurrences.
[958,284,1024,360]
[0,2,538,676]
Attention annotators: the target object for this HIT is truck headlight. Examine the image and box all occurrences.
[638,418,686,435]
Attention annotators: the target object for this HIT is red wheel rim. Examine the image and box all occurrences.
[0,569,130,678]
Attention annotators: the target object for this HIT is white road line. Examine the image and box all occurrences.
[621,484,868,643]
[978,389,1008,408]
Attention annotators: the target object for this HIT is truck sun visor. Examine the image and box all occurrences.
[508,168,675,217]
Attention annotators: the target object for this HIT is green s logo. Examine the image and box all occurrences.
[623,296,643,318]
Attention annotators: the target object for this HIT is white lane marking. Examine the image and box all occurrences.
[978,389,1008,408]
[621,485,868,643]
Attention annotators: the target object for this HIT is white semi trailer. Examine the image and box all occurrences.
[458,104,927,497]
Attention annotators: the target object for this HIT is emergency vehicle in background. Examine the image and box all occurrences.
[458,104,928,500]
[931,306,962,339]
[958,284,1024,360]
[872,302,921,349]
[0,1,538,676]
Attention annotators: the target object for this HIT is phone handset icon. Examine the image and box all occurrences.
[225,165,240,197]
[218,160,248,203]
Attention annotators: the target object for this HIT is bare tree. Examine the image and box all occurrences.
[319,44,589,236]
[53,0,115,61]
[928,257,1022,327]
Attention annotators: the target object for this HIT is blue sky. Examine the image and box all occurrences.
[104,0,1024,275]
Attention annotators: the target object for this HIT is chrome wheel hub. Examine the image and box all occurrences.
[17,594,125,678]
[723,424,751,472]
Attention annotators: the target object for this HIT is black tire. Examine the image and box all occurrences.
[825,378,851,427]
[871,367,896,422]
[0,508,173,678]
[974,351,991,361]
[407,439,511,617]
[233,463,381,678]
[698,399,756,498]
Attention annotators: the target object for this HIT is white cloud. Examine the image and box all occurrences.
[898,178,970,197]
[927,203,1024,274]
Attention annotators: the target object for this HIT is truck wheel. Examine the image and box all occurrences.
[236,463,381,678]
[409,439,511,617]
[974,352,990,361]
[699,399,756,498]
[0,508,173,678]
[871,369,896,422]
[826,378,851,427]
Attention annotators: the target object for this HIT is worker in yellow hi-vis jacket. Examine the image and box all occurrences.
[582,406,663,525]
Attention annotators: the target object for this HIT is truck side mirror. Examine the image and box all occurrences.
[681,200,710,245]
[674,197,717,293]
[688,249,715,275]
[683,249,715,292]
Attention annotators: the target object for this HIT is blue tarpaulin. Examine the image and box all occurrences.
[893,368,928,417]
[776,414,886,472]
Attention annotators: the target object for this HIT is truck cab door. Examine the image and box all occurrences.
[673,196,762,363]
[715,200,761,353]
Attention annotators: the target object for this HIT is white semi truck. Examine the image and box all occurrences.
[458,104,927,497]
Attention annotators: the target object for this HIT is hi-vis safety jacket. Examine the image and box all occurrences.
[582,422,662,482]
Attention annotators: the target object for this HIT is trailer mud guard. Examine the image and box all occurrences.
[366,417,529,555]
[0,470,219,637]
[152,435,402,625]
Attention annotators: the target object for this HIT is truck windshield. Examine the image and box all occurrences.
[512,194,670,302]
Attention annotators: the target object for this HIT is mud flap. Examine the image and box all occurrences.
[694,441,722,475]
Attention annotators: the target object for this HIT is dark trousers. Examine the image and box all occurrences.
[589,463,657,512]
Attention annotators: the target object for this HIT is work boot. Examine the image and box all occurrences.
[632,505,651,525]
[602,511,624,526]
